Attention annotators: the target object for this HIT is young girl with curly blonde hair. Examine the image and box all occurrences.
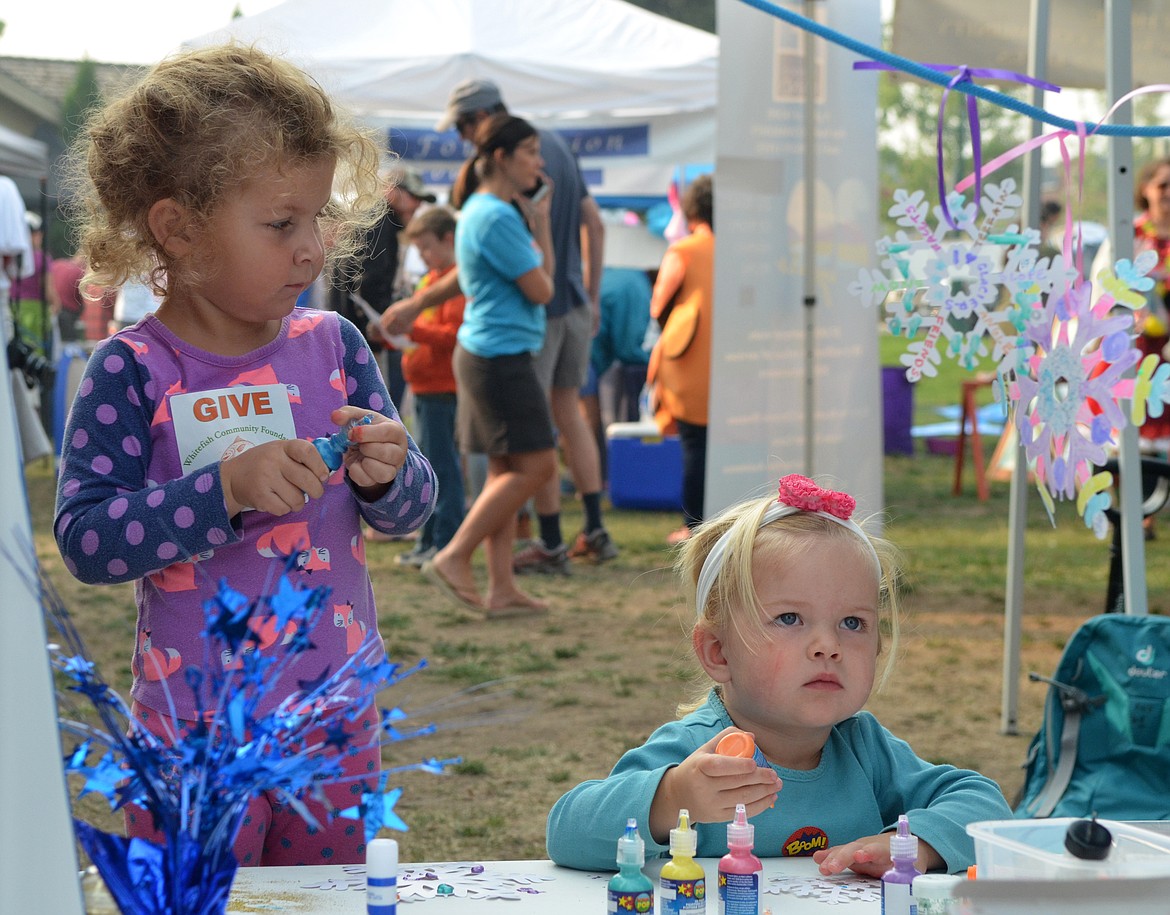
[55,44,436,865]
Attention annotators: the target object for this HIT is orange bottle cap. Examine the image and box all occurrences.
[967,865,978,880]
[716,731,756,758]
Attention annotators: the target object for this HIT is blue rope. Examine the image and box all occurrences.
[735,0,1170,138]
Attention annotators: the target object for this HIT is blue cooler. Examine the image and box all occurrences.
[606,421,682,511]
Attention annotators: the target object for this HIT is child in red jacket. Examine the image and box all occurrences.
[397,207,467,566]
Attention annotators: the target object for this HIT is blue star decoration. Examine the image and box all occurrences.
[43,566,459,915]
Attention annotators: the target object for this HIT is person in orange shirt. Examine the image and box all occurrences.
[647,174,714,545]
[396,206,468,567]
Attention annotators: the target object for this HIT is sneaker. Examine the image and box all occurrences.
[567,527,619,563]
[512,539,571,575]
[395,545,437,569]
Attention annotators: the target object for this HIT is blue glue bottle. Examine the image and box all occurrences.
[718,803,761,915]
[607,818,654,914]
[881,814,921,915]
[366,836,398,915]
[660,808,706,913]
[313,415,372,471]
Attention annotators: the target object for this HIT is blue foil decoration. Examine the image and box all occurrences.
[45,558,460,914]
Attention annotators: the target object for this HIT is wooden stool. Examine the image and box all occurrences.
[953,374,995,501]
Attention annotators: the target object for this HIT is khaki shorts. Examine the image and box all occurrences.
[532,303,592,391]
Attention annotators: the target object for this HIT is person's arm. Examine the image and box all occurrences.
[514,193,555,305]
[55,340,239,584]
[546,720,701,871]
[381,268,462,336]
[580,196,605,330]
[650,248,687,327]
[337,317,436,534]
[828,714,1012,875]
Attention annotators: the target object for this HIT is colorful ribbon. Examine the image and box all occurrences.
[855,62,1061,229]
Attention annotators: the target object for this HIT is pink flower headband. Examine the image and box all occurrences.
[694,475,881,617]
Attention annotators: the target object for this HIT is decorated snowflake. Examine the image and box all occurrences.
[1009,252,1155,535]
[851,180,1075,382]
[764,872,880,905]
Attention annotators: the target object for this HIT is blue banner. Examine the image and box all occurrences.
[387,124,649,163]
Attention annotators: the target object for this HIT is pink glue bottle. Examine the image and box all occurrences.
[718,804,762,915]
[880,814,921,915]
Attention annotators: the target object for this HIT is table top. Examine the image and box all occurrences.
[227,857,881,913]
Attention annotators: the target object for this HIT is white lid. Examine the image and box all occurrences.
[367,837,398,873]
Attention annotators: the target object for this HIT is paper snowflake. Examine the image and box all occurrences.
[1009,254,1153,535]
[851,180,1075,382]
[764,873,880,905]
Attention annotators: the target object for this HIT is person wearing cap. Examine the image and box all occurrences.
[382,78,614,571]
[333,166,436,407]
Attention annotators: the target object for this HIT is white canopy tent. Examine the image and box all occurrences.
[186,0,718,206]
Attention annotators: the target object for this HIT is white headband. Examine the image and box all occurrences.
[693,479,882,620]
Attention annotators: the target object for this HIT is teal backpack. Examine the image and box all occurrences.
[1016,613,1170,820]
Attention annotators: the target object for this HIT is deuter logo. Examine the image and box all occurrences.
[1136,644,1156,665]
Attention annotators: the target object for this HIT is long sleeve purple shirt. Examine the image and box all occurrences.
[55,308,435,719]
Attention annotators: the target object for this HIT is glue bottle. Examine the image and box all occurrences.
[881,814,921,915]
[718,804,762,915]
[660,809,707,913]
[607,818,654,914]
[313,415,372,471]
[366,836,398,915]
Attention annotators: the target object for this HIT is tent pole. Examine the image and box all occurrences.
[1000,0,1049,736]
[1105,0,1147,616]
[801,0,818,474]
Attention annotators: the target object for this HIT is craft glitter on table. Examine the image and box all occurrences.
[208,858,880,913]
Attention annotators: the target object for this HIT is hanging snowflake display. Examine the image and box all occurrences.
[1009,252,1155,536]
[851,179,1075,382]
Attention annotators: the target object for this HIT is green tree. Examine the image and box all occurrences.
[54,58,103,255]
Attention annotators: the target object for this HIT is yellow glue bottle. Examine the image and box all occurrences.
[660,809,706,913]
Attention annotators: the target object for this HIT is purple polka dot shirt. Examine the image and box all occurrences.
[55,309,436,719]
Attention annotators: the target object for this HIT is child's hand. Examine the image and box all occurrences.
[220,439,330,518]
[649,727,782,844]
[812,834,943,878]
[330,407,408,498]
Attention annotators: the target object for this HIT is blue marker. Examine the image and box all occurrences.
[367,837,398,915]
[313,415,373,471]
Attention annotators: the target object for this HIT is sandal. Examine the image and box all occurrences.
[421,560,485,612]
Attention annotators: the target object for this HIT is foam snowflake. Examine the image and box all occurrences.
[1009,253,1154,536]
[764,873,880,905]
[851,180,1076,382]
[296,862,555,901]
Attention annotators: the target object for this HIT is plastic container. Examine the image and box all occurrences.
[967,818,1170,880]
[606,421,682,511]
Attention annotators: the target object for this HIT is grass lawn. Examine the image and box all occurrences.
[22,326,1164,864]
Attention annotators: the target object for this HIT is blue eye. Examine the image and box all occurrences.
[841,616,863,631]
[270,219,293,231]
[775,612,800,626]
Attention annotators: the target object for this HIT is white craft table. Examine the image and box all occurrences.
[226,857,880,913]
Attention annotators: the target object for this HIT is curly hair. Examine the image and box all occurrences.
[674,491,904,716]
[64,43,386,295]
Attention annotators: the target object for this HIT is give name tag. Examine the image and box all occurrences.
[170,384,298,475]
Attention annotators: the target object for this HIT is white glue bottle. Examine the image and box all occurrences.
[880,814,921,915]
[367,837,398,915]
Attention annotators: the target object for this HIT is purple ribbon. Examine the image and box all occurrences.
[855,62,1061,228]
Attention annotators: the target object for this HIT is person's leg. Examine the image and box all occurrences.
[433,450,555,606]
[675,419,708,531]
[418,394,464,550]
[482,450,557,611]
